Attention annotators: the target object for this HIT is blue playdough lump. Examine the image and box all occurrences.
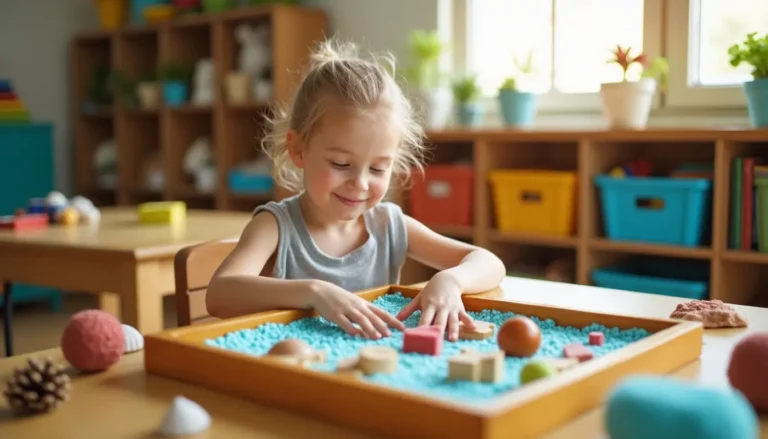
[606,376,759,439]
[205,292,649,405]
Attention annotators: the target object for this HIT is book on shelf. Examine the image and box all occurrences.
[730,156,766,251]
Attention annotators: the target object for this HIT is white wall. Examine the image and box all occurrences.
[0,0,99,195]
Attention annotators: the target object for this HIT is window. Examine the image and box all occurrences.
[461,0,652,111]
[455,0,768,113]
[666,0,768,107]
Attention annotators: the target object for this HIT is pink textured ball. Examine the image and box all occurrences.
[61,309,125,372]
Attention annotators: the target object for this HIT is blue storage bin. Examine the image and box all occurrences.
[591,259,709,300]
[162,81,188,107]
[228,170,274,194]
[595,175,712,246]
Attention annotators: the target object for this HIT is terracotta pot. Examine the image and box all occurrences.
[226,72,251,104]
[137,82,161,109]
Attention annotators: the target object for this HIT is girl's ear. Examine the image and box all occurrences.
[286,130,305,168]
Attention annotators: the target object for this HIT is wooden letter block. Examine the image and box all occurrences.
[403,325,443,356]
[449,349,504,383]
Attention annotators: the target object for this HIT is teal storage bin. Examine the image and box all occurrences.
[595,175,712,247]
[591,258,709,300]
[131,0,170,24]
[228,170,273,194]
[0,123,62,312]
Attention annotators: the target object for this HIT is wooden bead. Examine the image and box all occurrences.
[448,349,504,383]
[497,316,541,358]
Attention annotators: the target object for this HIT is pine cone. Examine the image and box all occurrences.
[3,357,71,413]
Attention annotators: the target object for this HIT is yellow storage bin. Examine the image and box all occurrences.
[488,170,577,236]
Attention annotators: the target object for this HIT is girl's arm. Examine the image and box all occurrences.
[206,212,319,318]
[403,215,506,294]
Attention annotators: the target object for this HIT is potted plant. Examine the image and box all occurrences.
[136,70,160,109]
[452,74,483,126]
[158,63,193,108]
[728,32,768,128]
[404,29,452,130]
[498,50,539,127]
[599,45,668,129]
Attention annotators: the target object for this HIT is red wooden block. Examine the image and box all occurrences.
[563,343,593,362]
[0,213,48,231]
[589,331,605,346]
[403,325,443,356]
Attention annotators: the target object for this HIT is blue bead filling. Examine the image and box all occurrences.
[205,292,650,405]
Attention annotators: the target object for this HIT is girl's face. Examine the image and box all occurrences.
[288,101,400,222]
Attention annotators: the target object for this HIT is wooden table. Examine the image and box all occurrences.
[1,276,765,438]
[0,206,252,356]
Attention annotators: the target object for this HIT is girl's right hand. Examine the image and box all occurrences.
[309,280,405,339]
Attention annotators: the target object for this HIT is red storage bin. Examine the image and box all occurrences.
[408,164,473,226]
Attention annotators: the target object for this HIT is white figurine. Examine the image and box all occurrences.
[235,22,273,101]
[191,58,214,106]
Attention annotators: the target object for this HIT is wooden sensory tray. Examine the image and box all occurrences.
[143,284,703,439]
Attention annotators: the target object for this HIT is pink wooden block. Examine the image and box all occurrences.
[589,331,605,346]
[403,325,443,356]
[563,343,593,362]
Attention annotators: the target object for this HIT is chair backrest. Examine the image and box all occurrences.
[174,239,238,327]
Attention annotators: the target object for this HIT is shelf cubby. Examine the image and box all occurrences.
[117,112,161,203]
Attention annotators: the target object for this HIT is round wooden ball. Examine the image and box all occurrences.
[497,316,541,357]
[268,338,314,357]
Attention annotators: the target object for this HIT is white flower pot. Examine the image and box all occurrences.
[600,78,656,129]
[414,88,452,130]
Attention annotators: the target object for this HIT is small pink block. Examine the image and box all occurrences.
[403,325,443,356]
[589,331,605,346]
[563,343,593,362]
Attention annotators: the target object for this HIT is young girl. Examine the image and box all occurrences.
[206,39,506,342]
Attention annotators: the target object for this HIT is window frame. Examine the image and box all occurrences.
[450,0,749,116]
[664,0,748,109]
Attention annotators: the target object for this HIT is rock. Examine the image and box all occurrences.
[727,332,768,412]
[669,299,748,328]
[605,376,758,439]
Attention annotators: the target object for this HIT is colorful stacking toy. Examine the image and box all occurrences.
[0,80,30,123]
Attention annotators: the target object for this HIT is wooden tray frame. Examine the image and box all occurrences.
[144,284,703,439]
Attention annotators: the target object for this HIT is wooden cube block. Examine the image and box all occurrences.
[478,350,504,383]
[448,353,480,382]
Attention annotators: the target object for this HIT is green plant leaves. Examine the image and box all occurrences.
[728,32,768,79]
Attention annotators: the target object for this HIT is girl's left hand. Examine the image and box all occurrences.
[396,271,475,341]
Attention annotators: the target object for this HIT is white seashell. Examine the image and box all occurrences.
[80,206,101,224]
[122,324,144,353]
[159,396,211,436]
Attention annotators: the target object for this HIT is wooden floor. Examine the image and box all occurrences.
[2,294,179,358]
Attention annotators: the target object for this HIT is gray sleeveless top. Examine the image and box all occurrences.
[253,194,409,292]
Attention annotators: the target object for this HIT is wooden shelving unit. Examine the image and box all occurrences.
[71,4,327,210]
[70,8,768,304]
[401,128,768,307]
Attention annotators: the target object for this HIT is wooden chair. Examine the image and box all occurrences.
[174,239,238,327]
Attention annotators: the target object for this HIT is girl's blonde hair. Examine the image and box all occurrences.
[261,38,428,193]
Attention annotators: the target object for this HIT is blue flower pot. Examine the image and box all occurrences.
[744,77,768,128]
[162,81,188,107]
[498,90,538,127]
[456,102,484,126]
